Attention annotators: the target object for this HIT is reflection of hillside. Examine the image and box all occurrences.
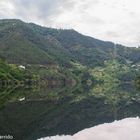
[0,86,20,108]
[90,83,140,105]
[0,84,140,140]
[0,85,76,107]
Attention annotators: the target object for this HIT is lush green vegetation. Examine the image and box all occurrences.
[0,59,24,81]
[0,19,140,67]
[0,19,140,86]
[0,58,40,85]
[91,60,140,83]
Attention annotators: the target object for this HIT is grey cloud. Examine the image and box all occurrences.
[61,0,76,10]
[105,31,120,38]
[0,0,140,46]
[13,0,64,19]
[0,0,64,25]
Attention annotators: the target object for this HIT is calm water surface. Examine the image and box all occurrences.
[0,83,140,140]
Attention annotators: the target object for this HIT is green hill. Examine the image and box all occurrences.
[0,19,140,68]
[0,59,25,81]
[0,19,140,85]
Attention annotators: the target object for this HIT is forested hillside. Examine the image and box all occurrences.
[0,58,28,81]
[0,19,140,67]
[0,19,140,85]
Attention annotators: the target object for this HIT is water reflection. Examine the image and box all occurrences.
[0,83,140,140]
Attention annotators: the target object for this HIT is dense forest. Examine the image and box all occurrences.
[0,19,140,86]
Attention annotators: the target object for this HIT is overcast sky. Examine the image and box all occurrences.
[0,0,140,47]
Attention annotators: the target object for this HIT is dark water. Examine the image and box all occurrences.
[0,83,140,140]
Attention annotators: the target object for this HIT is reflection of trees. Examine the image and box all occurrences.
[0,83,140,139]
[89,83,140,120]
[0,86,19,108]
[0,84,77,109]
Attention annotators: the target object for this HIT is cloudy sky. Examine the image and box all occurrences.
[0,0,140,46]
[39,117,140,140]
